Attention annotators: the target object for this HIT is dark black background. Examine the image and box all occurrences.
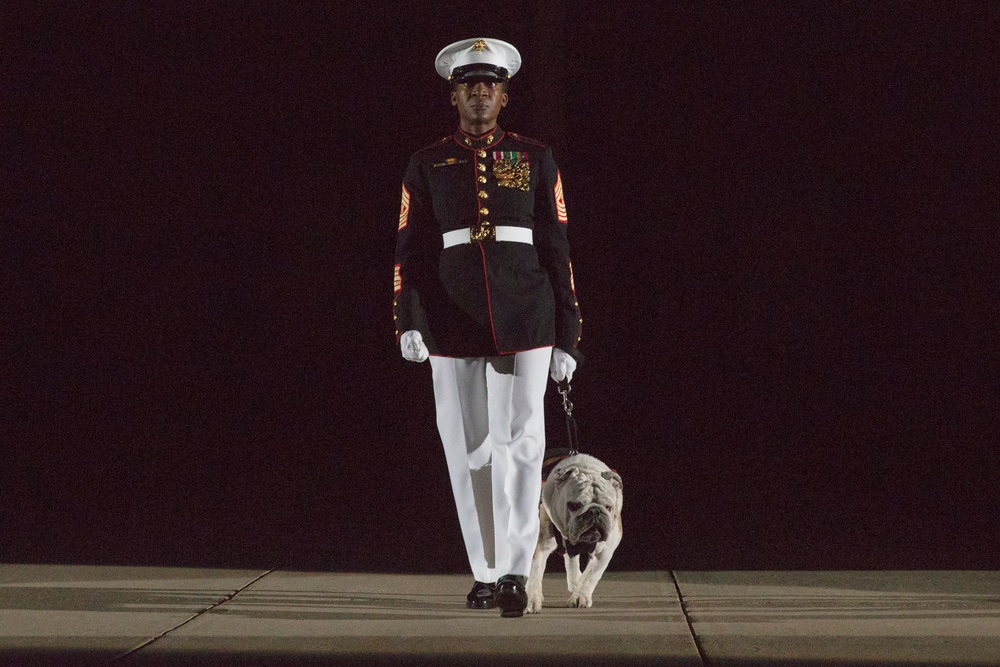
[5,2,998,572]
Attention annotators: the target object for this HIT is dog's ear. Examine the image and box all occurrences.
[555,467,580,484]
[601,470,623,490]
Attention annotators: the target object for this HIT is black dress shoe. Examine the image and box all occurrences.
[494,575,528,618]
[467,581,496,609]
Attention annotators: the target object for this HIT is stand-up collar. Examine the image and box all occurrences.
[454,126,505,150]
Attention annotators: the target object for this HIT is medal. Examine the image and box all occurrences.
[492,152,530,191]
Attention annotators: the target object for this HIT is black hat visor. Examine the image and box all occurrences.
[451,63,509,84]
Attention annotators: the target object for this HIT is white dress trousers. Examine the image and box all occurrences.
[429,346,552,583]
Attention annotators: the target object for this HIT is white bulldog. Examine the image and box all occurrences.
[526,453,623,611]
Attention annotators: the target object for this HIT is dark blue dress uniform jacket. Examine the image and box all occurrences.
[393,126,583,359]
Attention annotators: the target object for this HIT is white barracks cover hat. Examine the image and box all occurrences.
[435,38,521,83]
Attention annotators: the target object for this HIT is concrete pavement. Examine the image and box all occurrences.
[1,565,998,665]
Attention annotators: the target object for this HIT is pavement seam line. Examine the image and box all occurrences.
[111,568,276,663]
[668,570,708,667]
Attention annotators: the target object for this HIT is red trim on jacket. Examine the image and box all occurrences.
[479,244,501,353]
[428,344,553,359]
[506,131,547,148]
[473,153,484,225]
[415,136,451,153]
[452,126,506,150]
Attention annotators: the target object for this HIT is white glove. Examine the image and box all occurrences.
[400,330,429,363]
[549,347,577,383]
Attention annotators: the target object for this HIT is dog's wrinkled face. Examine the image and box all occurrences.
[552,466,623,545]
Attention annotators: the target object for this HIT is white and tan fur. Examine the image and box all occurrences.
[526,453,623,611]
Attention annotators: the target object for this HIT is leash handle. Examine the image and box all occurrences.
[557,380,580,455]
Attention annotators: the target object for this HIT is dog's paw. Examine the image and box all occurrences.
[526,593,544,613]
[567,592,593,608]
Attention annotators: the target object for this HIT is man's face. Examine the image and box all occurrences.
[451,78,508,128]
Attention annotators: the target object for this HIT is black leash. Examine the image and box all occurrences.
[557,379,580,456]
[550,380,595,564]
[552,380,593,562]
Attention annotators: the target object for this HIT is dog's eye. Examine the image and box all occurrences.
[605,505,614,512]
[567,501,582,512]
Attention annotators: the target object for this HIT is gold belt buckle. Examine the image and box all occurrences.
[470,222,495,243]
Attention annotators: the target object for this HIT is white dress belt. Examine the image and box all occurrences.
[442,226,533,249]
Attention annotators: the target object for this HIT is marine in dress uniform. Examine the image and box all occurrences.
[393,38,583,618]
